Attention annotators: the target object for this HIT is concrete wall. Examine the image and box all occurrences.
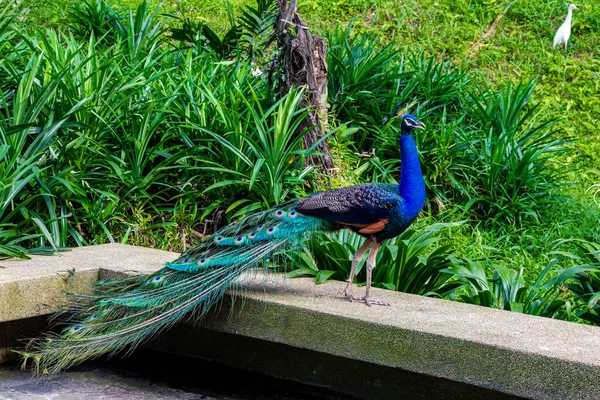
[1,244,599,399]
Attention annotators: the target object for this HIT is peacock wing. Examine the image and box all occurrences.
[295,184,399,224]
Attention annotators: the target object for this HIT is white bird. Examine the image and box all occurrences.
[553,4,579,50]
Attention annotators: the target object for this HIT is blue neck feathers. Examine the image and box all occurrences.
[398,133,426,219]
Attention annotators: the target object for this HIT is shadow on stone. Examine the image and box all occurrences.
[149,325,525,400]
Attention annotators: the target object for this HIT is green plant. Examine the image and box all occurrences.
[120,0,168,63]
[1,4,217,253]
[405,53,471,113]
[2,0,598,330]
[67,0,125,41]
[553,239,600,324]
[191,87,323,217]
[0,48,90,257]
[445,258,571,318]
[169,0,276,59]
[462,80,568,226]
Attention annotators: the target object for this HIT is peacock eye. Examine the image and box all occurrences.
[199,258,206,264]
[248,232,257,238]
[214,236,223,243]
[184,258,189,262]
[235,236,245,243]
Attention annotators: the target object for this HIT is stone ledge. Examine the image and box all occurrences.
[1,244,599,399]
[0,244,177,322]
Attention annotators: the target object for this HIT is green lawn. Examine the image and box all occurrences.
[30,0,600,182]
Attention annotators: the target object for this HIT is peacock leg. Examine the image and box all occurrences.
[344,236,372,302]
[364,240,389,307]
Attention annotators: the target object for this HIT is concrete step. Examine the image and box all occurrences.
[1,244,599,399]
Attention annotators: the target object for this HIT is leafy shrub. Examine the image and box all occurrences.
[66,0,168,63]
[554,239,600,324]
[444,258,571,318]
[444,239,600,325]
[570,269,600,324]
[0,0,319,256]
[67,0,124,41]
[404,53,471,113]
[188,87,323,217]
[170,0,277,59]
[325,24,419,153]
[462,80,568,225]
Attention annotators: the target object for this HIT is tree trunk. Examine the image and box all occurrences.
[274,0,334,172]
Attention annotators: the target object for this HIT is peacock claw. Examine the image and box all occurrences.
[364,297,391,307]
[346,293,365,302]
[344,289,357,301]
[344,287,364,302]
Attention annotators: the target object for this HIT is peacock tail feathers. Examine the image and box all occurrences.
[21,202,336,375]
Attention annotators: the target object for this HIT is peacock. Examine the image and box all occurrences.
[21,109,426,375]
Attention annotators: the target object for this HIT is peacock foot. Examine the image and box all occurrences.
[343,287,364,302]
[364,297,391,307]
[346,294,366,302]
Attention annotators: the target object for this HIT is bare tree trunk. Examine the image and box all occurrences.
[274,0,334,172]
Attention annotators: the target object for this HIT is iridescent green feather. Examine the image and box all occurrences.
[22,202,335,374]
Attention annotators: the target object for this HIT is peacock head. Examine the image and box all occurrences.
[400,114,425,135]
[391,102,424,135]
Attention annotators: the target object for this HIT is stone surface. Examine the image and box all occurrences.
[1,244,600,399]
[0,244,177,322]
[180,277,600,400]
[0,349,355,400]
[0,366,213,400]
[151,325,523,400]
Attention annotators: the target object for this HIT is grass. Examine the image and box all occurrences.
[310,0,600,181]
[8,0,600,323]
[26,0,600,182]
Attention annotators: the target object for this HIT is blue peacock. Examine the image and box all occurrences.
[22,109,426,374]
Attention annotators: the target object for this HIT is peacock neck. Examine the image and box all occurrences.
[398,134,426,218]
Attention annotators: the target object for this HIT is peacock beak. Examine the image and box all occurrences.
[415,120,425,130]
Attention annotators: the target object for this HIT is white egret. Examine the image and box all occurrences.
[553,4,579,50]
